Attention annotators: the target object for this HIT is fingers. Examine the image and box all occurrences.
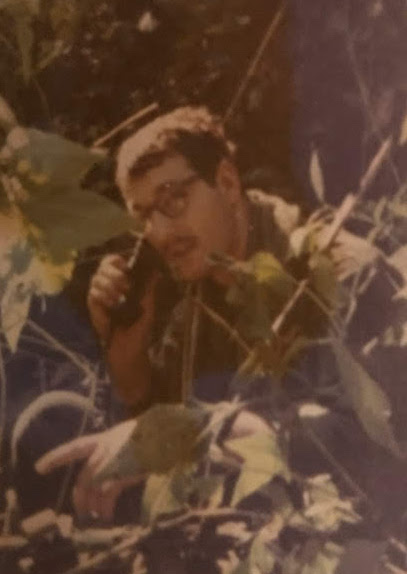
[89,255,130,309]
[35,434,100,475]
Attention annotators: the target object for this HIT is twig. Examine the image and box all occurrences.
[27,320,95,380]
[92,103,159,148]
[194,297,251,355]
[26,320,99,512]
[271,279,308,335]
[224,3,286,123]
[62,507,267,574]
[345,31,401,189]
[319,138,392,253]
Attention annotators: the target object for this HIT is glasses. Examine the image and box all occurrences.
[132,174,200,225]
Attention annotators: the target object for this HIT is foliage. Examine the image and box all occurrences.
[0,1,406,574]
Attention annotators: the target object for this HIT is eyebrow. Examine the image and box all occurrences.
[129,176,192,211]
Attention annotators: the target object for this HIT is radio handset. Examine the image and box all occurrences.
[110,235,165,329]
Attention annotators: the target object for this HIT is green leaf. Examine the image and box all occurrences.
[310,149,325,202]
[94,404,207,483]
[22,187,136,262]
[13,128,105,188]
[224,430,290,506]
[333,340,403,457]
[141,472,186,526]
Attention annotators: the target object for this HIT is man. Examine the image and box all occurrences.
[36,106,405,522]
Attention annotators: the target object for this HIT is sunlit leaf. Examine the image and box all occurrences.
[333,340,403,457]
[310,149,325,202]
[289,474,359,533]
[141,472,186,525]
[224,430,290,506]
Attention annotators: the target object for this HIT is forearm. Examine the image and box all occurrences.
[106,324,153,410]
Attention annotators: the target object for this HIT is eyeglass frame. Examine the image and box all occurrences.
[129,174,201,226]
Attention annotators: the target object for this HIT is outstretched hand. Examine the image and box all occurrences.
[35,419,140,522]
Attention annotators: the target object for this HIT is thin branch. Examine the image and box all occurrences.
[27,320,95,380]
[345,31,401,190]
[92,103,159,148]
[224,3,286,123]
[271,279,308,335]
[26,320,99,513]
[194,297,251,355]
[63,507,267,574]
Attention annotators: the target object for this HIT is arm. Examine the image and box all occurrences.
[87,254,157,409]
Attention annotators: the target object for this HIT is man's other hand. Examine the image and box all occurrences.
[35,420,140,522]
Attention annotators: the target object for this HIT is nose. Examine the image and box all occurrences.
[144,211,175,249]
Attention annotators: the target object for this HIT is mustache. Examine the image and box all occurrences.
[160,236,198,258]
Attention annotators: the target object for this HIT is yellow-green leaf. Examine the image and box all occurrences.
[225,430,290,506]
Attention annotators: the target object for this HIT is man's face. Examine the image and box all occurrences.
[121,154,240,280]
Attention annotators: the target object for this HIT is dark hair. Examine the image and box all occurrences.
[116,106,235,190]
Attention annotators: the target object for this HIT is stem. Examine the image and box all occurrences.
[224,3,286,123]
[92,103,159,148]
[194,297,251,355]
[345,30,401,190]
[62,507,267,574]
[27,320,98,513]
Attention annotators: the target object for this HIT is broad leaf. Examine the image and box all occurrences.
[141,472,186,526]
[94,404,207,483]
[333,340,403,457]
[12,128,105,188]
[224,430,290,506]
[22,188,136,262]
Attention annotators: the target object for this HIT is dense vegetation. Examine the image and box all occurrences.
[0,1,406,573]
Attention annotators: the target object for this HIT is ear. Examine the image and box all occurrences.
[215,158,241,204]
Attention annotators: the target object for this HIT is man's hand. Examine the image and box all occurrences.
[87,254,130,342]
[35,420,141,522]
[87,253,158,407]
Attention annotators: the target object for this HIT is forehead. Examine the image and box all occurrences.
[121,153,195,207]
